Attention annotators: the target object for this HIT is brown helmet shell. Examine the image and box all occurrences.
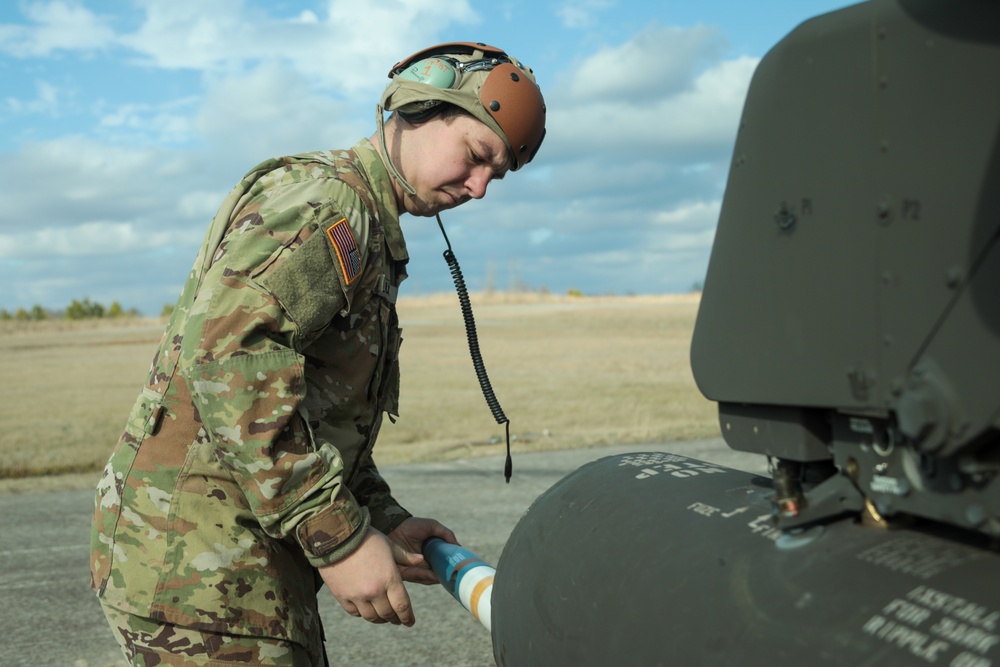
[479,62,547,168]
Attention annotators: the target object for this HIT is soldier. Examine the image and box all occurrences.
[90,42,546,666]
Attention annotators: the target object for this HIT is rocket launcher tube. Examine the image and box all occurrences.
[422,537,495,631]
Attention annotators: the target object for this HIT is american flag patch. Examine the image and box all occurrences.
[326,218,362,284]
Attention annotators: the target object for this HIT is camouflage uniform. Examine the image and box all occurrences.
[90,138,412,664]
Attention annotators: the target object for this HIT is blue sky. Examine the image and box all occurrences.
[0,0,853,316]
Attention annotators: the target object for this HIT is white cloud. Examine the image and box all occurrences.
[0,135,222,263]
[1,135,154,205]
[118,0,259,71]
[321,0,480,75]
[533,198,720,294]
[529,228,554,245]
[0,1,115,57]
[97,98,201,146]
[649,200,721,250]
[556,0,614,29]
[568,24,727,102]
[653,200,721,230]
[0,221,182,259]
[119,0,480,96]
[5,79,60,115]
[178,190,228,220]
[549,53,759,161]
[292,10,320,25]
[195,61,368,162]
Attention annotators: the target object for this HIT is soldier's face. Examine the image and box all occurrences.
[398,112,510,217]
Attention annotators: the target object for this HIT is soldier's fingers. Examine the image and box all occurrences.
[387,583,415,627]
[355,599,391,624]
[399,564,439,586]
[389,540,425,568]
[337,598,361,618]
[368,594,403,625]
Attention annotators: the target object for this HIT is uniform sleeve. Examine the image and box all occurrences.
[350,457,413,534]
[180,177,374,568]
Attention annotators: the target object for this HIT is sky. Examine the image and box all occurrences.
[0,0,855,316]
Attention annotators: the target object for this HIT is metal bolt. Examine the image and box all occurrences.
[775,204,796,231]
[966,504,987,527]
[876,200,892,223]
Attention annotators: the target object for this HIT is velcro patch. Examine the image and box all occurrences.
[325,218,362,285]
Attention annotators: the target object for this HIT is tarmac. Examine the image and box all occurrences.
[0,438,768,667]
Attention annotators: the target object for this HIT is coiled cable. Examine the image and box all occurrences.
[436,214,513,482]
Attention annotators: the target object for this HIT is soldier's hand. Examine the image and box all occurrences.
[319,527,421,626]
[388,517,459,586]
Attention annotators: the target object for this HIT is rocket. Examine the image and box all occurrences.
[422,537,495,631]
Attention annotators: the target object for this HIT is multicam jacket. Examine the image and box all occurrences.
[90,138,412,648]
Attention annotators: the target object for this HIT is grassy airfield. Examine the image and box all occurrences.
[0,292,719,493]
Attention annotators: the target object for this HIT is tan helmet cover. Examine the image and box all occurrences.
[380,42,546,171]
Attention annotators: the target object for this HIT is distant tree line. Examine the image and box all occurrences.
[0,297,140,321]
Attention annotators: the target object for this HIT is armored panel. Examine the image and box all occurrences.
[691,0,1000,454]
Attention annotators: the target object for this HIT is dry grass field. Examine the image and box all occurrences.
[0,292,720,493]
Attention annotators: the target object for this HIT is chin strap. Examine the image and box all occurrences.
[376,104,417,197]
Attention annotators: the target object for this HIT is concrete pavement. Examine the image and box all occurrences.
[0,439,767,667]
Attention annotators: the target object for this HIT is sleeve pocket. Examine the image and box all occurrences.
[257,228,349,344]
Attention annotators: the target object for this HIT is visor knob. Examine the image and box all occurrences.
[490,101,501,111]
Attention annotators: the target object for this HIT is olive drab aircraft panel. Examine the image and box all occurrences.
[491,1,1000,665]
[691,0,1000,419]
[690,0,1000,535]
